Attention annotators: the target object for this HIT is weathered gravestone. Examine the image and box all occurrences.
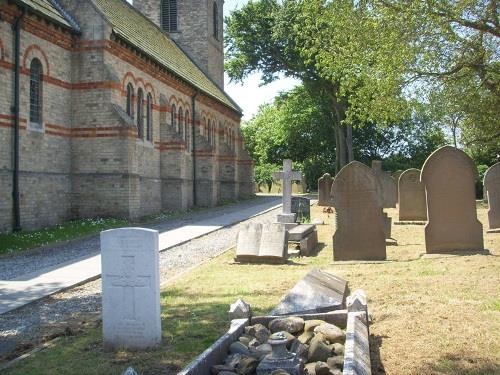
[421,146,484,253]
[291,196,311,222]
[235,223,288,263]
[332,161,386,260]
[271,268,349,315]
[484,162,500,232]
[273,160,302,224]
[101,228,161,350]
[398,168,427,221]
[318,173,334,206]
[371,160,397,208]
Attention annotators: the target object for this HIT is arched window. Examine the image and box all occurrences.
[29,58,43,129]
[137,88,144,138]
[178,108,184,138]
[126,83,134,118]
[146,93,153,142]
[171,104,177,130]
[184,110,189,146]
[207,120,212,144]
[161,0,178,32]
[213,2,219,40]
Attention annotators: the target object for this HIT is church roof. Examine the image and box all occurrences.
[16,0,80,31]
[92,0,242,114]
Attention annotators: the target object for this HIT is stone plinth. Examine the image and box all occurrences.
[399,168,427,221]
[101,227,161,351]
[421,146,483,253]
[484,162,500,231]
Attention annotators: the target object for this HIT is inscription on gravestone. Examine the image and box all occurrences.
[101,228,161,350]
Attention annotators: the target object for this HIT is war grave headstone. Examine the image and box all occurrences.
[421,146,484,253]
[291,196,311,222]
[235,223,288,264]
[101,227,161,351]
[273,159,303,225]
[397,168,427,223]
[271,268,349,315]
[484,162,500,232]
[332,161,386,260]
[318,173,334,206]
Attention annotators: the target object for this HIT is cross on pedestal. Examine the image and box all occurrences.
[273,159,302,223]
[107,255,151,321]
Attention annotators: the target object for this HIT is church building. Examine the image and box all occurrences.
[0,0,254,232]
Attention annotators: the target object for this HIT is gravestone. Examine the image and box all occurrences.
[332,161,386,260]
[271,268,348,315]
[392,170,403,202]
[235,223,262,261]
[484,162,500,231]
[318,173,334,206]
[398,168,427,221]
[291,197,311,222]
[371,160,397,208]
[259,223,288,263]
[273,160,302,224]
[101,228,161,350]
[421,146,484,253]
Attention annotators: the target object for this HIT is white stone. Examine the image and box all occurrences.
[229,298,252,320]
[101,227,161,350]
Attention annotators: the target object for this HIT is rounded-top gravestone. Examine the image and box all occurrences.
[371,161,397,208]
[420,146,483,253]
[398,168,427,221]
[484,162,500,231]
[332,161,386,260]
[318,173,334,206]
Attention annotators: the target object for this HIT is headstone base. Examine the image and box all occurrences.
[277,213,297,223]
[394,221,427,225]
[275,222,298,231]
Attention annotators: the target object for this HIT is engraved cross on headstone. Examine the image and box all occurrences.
[273,159,302,223]
[107,255,151,321]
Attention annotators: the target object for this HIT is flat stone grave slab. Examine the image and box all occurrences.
[101,227,161,351]
[235,223,262,262]
[288,224,315,241]
[271,268,348,315]
[235,223,288,264]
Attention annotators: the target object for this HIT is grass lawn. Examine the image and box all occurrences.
[2,204,499,375]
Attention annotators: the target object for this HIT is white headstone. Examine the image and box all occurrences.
[273,159,302,223]
[101,227,161,350]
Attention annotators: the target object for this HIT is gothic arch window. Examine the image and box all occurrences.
[178,107,184,138]
[137,88,144,138]
[126,83,134,118]
[171,104,177,131]
[184,110,190,146]
[213,2,219,40]
[29,58,43,129]
[161,0,178,32]
[146,93,153,141]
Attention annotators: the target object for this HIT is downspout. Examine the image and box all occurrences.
[13,8,25,232]
[191,91,198,206]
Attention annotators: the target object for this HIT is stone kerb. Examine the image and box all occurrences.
[398,168,427,222]
[421,146,484,253]
[101,227,161,351]
[332,161,386,261]
[484,162,500,231]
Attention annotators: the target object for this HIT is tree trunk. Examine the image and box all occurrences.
[332,96,349,174]
[346,124,354,162]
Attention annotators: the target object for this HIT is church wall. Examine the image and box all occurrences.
[0,6,74,231]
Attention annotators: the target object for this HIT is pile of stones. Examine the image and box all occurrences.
[211,316,345,375]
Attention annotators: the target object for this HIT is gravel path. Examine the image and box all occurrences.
[0,196,280,281]
[0,199,281,360]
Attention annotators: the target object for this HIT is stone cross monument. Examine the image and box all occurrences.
[273,159,302,223]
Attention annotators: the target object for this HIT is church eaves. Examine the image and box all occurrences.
[15,0,80,32]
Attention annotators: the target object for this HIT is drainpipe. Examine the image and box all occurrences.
[191,91,198,206]
[12,8,25,232]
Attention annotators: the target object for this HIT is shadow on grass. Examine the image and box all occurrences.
[416,353,500,375]
[370,334,388,375]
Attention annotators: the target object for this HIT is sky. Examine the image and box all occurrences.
[223,0,299,120]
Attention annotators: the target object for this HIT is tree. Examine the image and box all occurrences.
[225,0,410,172]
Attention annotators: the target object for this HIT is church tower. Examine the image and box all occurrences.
[133,0,225,88]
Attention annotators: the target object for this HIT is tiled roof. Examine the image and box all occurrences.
[17,0,80,31]
[92,0,241,113]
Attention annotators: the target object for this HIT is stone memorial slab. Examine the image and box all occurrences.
[332,161,386,260]
[398,168,427,221]
[235,223,262,261]
[259,223,288,263]
[291,197,311,222]
[101,227,161,351]
[273,160,302,224]
[318,173,334,206]
[421,146,484,253]
[372,160,397,208]
[271,268,348,315]
[288,224,315,241]
[484,162,500,231]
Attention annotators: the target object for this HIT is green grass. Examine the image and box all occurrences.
[0,218,128,257]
